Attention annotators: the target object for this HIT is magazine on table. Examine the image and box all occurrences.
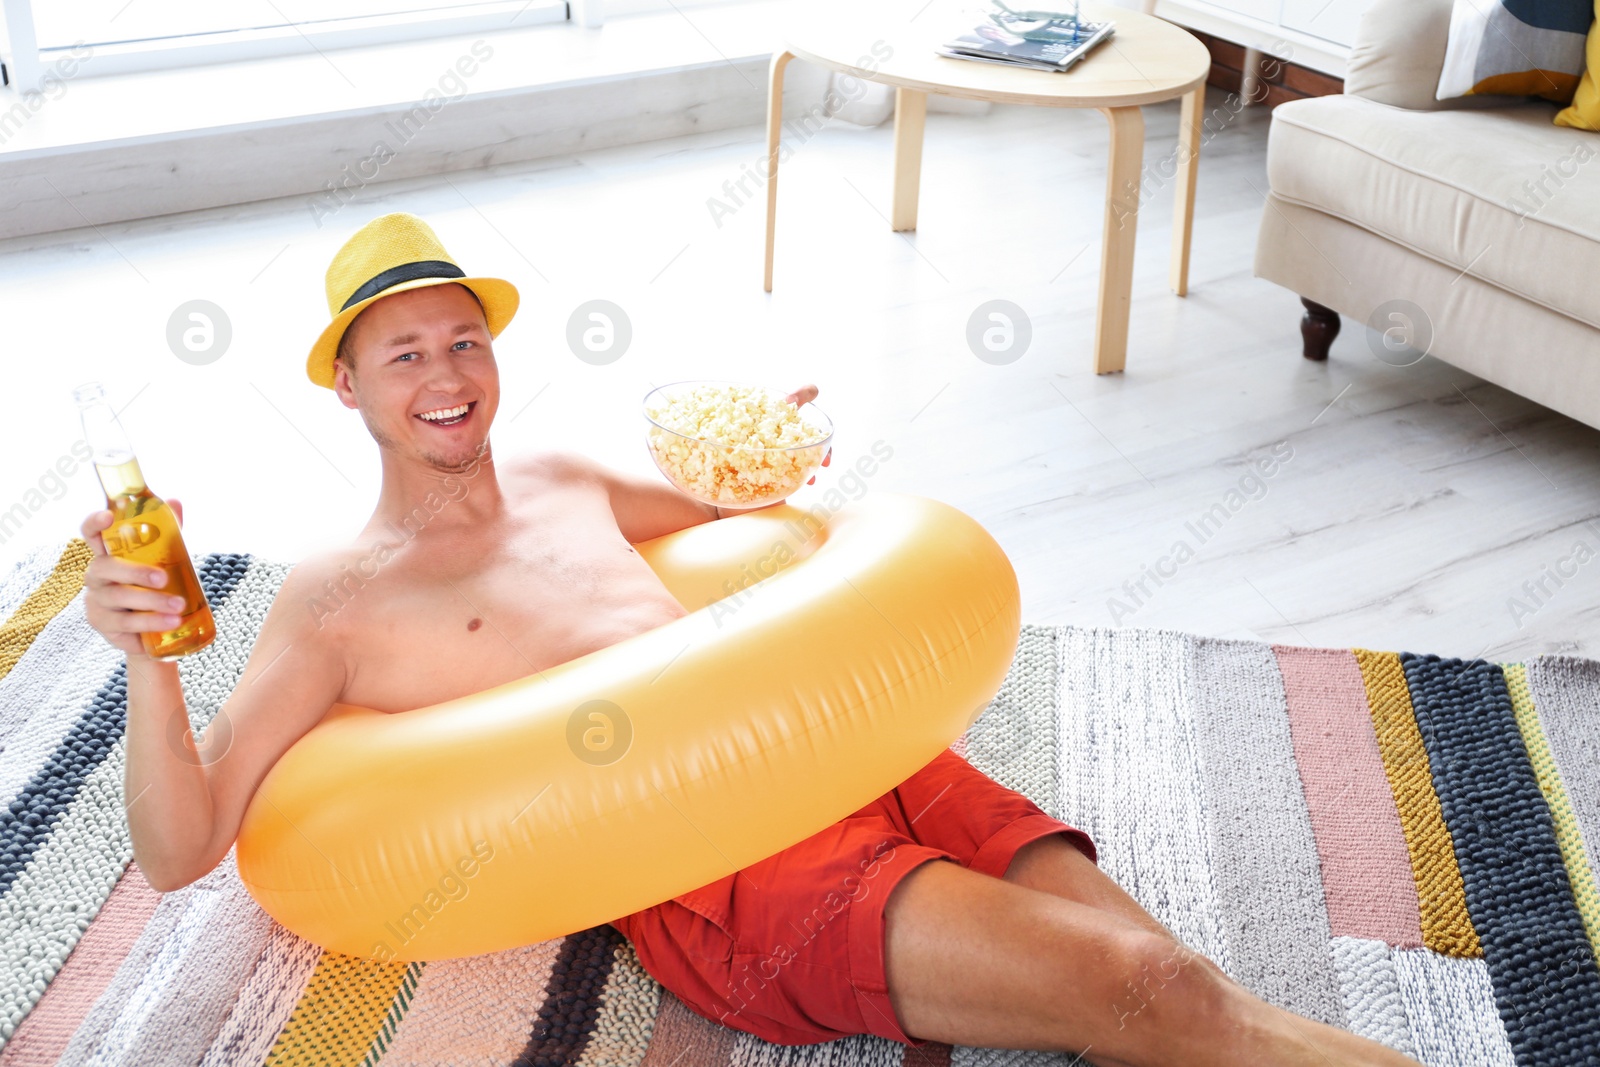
[937,12,1115,73]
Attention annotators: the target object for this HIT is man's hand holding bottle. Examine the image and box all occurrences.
[80,497,189,660]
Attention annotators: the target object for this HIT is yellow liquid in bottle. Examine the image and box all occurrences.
[95,455,216,661]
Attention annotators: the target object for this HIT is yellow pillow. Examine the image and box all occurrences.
[1556,6,1600,129]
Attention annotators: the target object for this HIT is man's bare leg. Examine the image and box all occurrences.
[881,836,1423,1066]
[998,836,1422,1063]
[1002,834,1182,940]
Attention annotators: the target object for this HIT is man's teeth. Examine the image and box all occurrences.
[418,404,470,422]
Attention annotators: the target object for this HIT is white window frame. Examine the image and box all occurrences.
[599,0,753,19]
[2,0,569,87]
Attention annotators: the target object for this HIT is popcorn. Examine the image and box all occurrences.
[645,383,831,507]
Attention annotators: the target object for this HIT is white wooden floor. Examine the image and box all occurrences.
[3,95,1597,660]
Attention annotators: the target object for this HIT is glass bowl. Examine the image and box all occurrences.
[642,380,834,510]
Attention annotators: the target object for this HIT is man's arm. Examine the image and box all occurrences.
[86,527,349,891]
[553,451,724,543]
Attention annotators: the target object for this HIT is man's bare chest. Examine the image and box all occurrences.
[322,525,686,714]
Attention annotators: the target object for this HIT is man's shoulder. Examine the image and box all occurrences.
[276,549,366,624]
[279,536,423,639]
[500,448,605,487]
[284,540,380,578]
[233,554,357,680]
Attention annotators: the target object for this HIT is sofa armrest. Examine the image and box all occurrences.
[1345,0,1504,110]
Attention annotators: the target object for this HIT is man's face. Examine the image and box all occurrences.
[333,283,498,473]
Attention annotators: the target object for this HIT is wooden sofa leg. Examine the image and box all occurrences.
[1299,297,1340,361]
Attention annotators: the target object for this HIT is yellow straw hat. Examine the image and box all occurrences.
[306,212,519,389]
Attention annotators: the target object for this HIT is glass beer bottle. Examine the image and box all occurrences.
[74,382,216,660]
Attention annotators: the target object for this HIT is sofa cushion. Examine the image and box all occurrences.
[1348,0,1511,111]
[1267,94,1600,329]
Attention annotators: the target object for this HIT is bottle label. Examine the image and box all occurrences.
[106,521,161,555]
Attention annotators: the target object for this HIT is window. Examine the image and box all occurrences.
[5,0,568,81]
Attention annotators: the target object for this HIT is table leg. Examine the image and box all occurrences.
[1170,85,1203,297]
[764,50,795,293]
[1094,105,1145,375]
[891,87,928,232]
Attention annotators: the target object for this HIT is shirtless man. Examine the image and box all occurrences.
[81,214,1419,1066]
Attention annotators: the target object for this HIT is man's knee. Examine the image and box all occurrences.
[1102,930,1232,1042]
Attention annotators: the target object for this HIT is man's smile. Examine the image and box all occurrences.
[415,401,476,428]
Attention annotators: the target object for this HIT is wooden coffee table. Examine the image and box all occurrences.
[763,0,1211,374]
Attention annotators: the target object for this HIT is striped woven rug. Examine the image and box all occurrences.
[0,539,1596,1066]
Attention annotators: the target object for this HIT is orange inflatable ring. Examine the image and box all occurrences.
[235,491,1021,961]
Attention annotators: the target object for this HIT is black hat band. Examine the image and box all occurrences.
[341,260,467,312]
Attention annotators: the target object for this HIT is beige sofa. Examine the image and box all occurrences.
[1254,0,1600,431]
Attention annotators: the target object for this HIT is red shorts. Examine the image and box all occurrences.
[609,747,1098,1046]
